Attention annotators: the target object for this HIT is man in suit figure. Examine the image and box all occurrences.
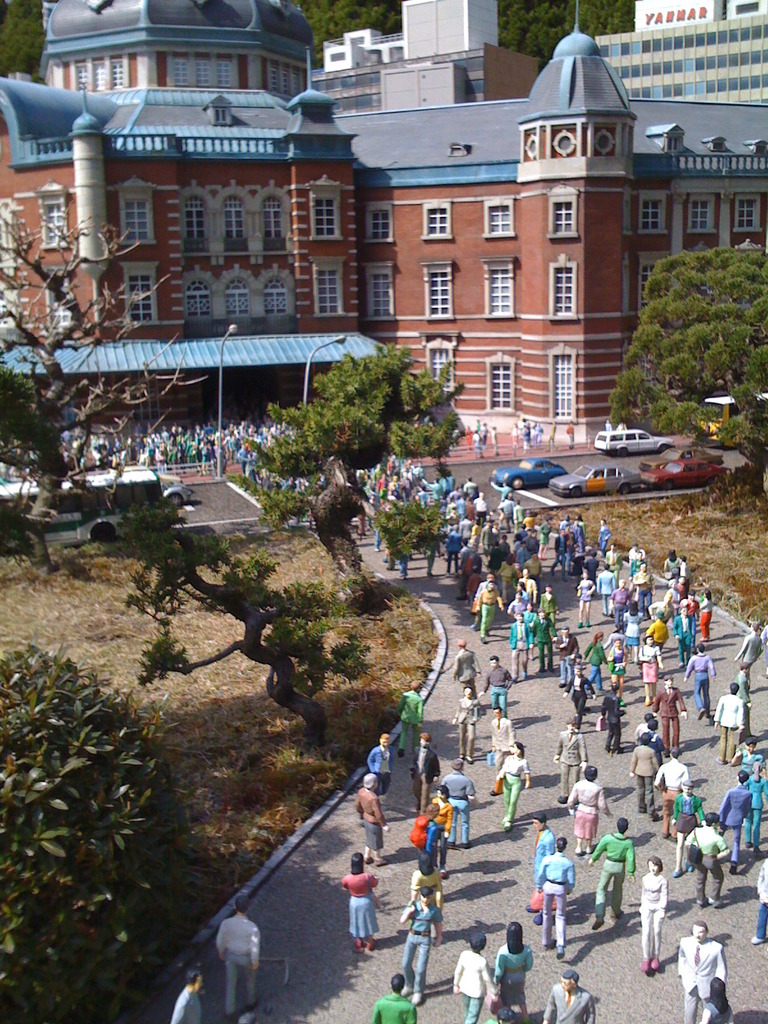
[554,720,588,805]
[719,769,753,874]
[542,969,595,1024]
[678,920,727,1024]
[411,732,440,814]
[652,677,688,753]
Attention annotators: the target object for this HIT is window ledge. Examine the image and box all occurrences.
[311,234,343,242]
[314,311,344,317]
[483,232,516,240]
[366,313,395,321]
[487,312,515,319]
[637,228,666,235]
[550,313,579,321]
[426,314,455,321]
[547,231,579,241]
[422,234,454,242]
[687,228,716,234]
[365,236,394,243]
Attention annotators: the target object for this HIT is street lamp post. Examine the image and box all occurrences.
[217,323,238,479]
[303,335,347,405]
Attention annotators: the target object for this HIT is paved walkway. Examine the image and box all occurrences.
[135,530,766,1024]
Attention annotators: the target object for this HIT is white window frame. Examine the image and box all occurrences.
[123,263,158,323]
[119,182,155,244]
[547,186,579,239]
[94,61,108,91]
[482,258,515,318]
[111,58,126,89]
[41,197,67,248]
[688,195,714,233]
[225,278,250,317]
[172,56,189,87]
[548,344,578,421]
[365,262,394,318]
[312,258,344,316]
[263,276,288,316]
[483,198,515,238]
[365,203,393,242]
[423,335,457,389]
[223,196,245,240]
[422,202,452,240]
[638,192,667,234]
[185,280,212,319]
[637,252,667,310]
[195,58,211,88]
[310,180,342,241]
[485,353,516,412]
[734,194,760,231]
[75,62,90,90]
[216,59,233,89]
[422,261,454,320]
[262,196,285,241]
[549,255,578,319]
[184,196,207,241]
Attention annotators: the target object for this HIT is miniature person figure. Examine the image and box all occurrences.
[583,631,608,692]
[655,746,690,841]
[509,611,529,683]
[639,856,667,975]
[367,733,393,796]
[554,719,588,805]
[453,931,497,1024]
[170,969,204,1024]
[400,886,443,1007]
[652,677,688,753]
[540,583,558,627]
[685,643,717,721]
[531,813,556,918]
[355,773,390,867]
[371,973,417,1024]
[453,638,480,697]
[732,734,764,776]
[453,685,480,763]
[601,681,625,757]
[752,857,768,945]
[215,894,260,1019]
[490,707,515,766]
[630,733,661,820]
[568,765,610,857]
[342,852,381,952]
[608,637,627,695]
[542,969,596,1024]
[639,636,664,707]
[673,603,696,667]
[719,770,753,874]
[411,732,440,814]
[590,816,636,930]
[564,659,595,730]
[483,654,513,719]
[396,680,424,757]
[431,785,454,879]
[494,921,534,1019]
[714,682,746,765]
[558,626,579,689]
[672,780,705,877]
[533,609,556,674]
[536,836,576,961]
[678,921,727,1024]
[745,762,768,853]
[410,848,444,911]
[576,570,596,629]
[498,741,531,831]
[478,574,505,643]
[685,811,729,909]
[442,758,477,849]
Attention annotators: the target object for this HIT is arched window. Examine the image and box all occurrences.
[185,280,211,318]
[263,277,287,315]
[224,197,244,239]
[263,198,283,240]
[225,278,250,317]
[184,197,206,240]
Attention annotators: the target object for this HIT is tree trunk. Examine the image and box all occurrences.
[264,657,327,748]
[27,476,58,574]
[310,458,363,577]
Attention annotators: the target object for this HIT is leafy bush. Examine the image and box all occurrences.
[0,647,191,1024]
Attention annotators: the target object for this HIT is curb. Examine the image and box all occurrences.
[121,588,448,1020]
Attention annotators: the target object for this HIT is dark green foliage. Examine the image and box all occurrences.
[610,249,768,474]
[0,646,191,1024]
[0,0,44,78]
[375,501,443,560]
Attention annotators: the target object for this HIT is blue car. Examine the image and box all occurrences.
[491,457,568,490]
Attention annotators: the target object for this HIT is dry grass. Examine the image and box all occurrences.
[576,465,768,623]
[0,531,435,919]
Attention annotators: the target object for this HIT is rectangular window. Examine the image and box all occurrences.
[491,363,513,409]
[428,268,451,317]
[489,267,512,315]
[216,60,232,88]
[487,204,512,235]
[553,355,573,419]
[75,63,89,90]
[111,59,125,88]
[42,199,66,246]
[367,207,391,241]
[123,199,150,242]
[94,62,108,90]
[369,270,392,317]
[689,198,712,231]
[280,65,290,95]
[268,62,279,93]
[127,274,154,322]
[553,266,574,316]
[426,206,449,237]
[313,196,337,238]
[184,200,206,240]
[316,268,340,315]
[553,201,574,235]
[224,200,244,239]
[639,263,655,308]
[195,59,210,88]
[640,198,663,232]
[736,197,757,230]
[173,57,189,87]
[429,348,450,381]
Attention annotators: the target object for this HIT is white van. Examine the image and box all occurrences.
[593,428,674,457]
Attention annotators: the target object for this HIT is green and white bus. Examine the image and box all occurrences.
[0,468,163,545]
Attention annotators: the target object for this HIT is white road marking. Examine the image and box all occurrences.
[516,488,559,507]
[226,479,262,508]
[186,516,262,528]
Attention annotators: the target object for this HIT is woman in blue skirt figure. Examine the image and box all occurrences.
[342,852,381,952]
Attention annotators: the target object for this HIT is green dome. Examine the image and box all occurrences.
[72,110,102,135]
[552,29,601,59]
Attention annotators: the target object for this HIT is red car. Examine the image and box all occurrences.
[640,459,727,491]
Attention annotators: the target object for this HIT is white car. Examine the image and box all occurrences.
[593,428,674,457]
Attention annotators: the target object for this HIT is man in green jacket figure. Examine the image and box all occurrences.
[533,608,556,674]
[371,973,417,1024]
[589,816,635,929]
[397,680,424,757]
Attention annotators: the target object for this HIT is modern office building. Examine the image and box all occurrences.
[597,0,768,102]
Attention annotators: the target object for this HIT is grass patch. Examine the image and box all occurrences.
[575,464,768,622]
[0,530,435,920]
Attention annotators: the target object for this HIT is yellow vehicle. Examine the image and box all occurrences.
[701,395,735,445]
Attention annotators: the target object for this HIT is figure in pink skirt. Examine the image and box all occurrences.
[567,765,610,857]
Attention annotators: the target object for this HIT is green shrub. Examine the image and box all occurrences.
[0,647,191,1024]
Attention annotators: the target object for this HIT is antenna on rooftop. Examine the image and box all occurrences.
[305,46,312,88]
[574,0,580,33]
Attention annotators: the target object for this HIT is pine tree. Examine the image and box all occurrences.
[0,0,45,79]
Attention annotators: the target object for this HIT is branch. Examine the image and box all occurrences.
[175,640,245,674]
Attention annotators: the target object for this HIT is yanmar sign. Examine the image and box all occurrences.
[634,0,720,30]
